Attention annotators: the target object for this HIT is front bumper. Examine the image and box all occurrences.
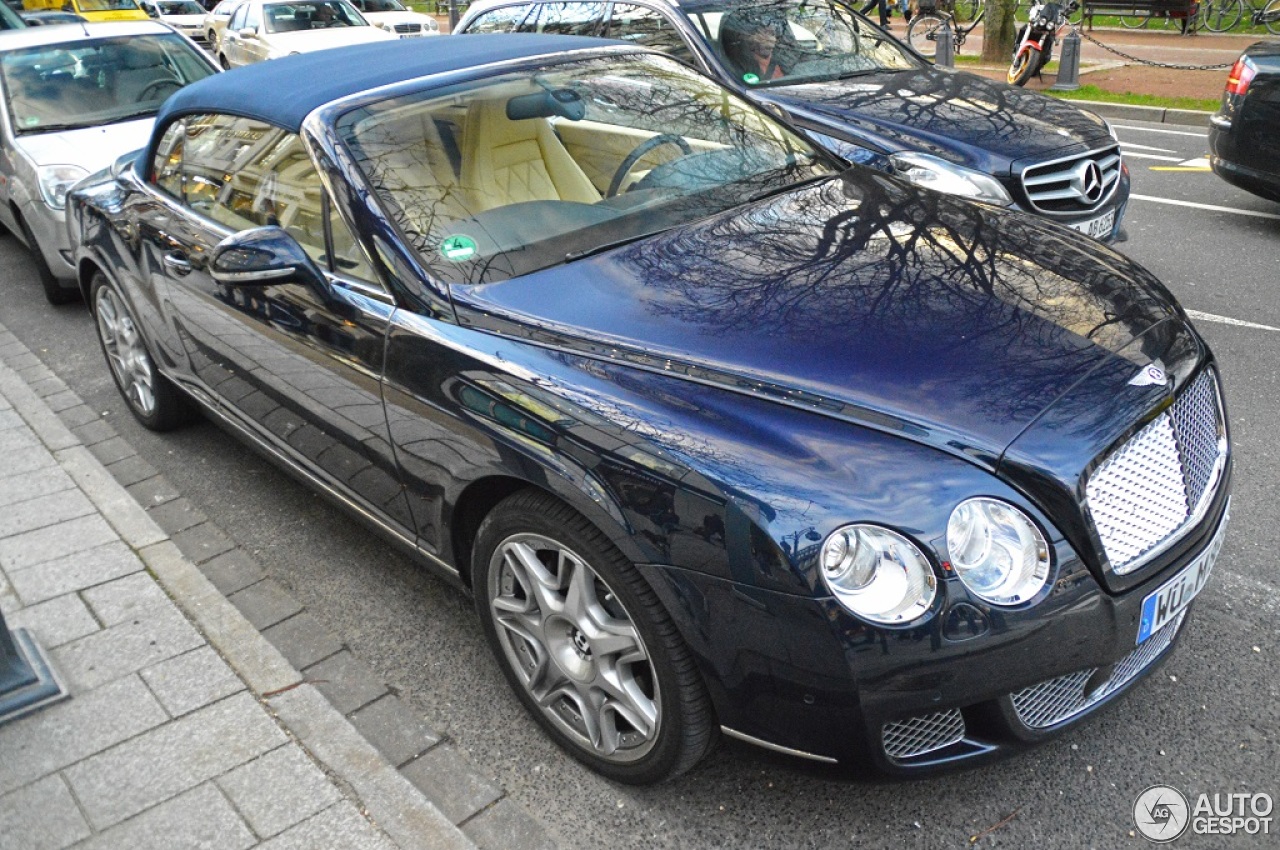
[637,487,1228,776]
[21,200,76,282]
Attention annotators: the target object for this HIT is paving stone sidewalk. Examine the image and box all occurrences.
[0,353,475,850]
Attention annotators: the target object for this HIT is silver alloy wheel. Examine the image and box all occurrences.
[488,533,661,763]
[95,286,157,417]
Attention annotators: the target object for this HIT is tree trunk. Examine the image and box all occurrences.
[981,0,1020,63]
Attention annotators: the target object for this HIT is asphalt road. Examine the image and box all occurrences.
[1,119,1277,849]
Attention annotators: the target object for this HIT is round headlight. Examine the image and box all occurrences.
[821,525,936,624]
[946,498,1050,605]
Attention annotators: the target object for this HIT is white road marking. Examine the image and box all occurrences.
[1131,193,1280,221]
[1114,124,1207,138]
[1120,141,1177,153]
[1178,156,1211,168]
[1185,310,1280,332]
[1123,152,1184,162]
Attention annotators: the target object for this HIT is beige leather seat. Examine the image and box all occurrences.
[358,109,470,247]
[460,98,600,213]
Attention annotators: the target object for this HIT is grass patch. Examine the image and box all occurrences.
[1044,83,1218,112]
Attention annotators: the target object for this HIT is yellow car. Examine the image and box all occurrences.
[23,0,149,23]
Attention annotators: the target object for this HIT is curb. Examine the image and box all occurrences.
[1065,98,1214,127]
[0,354,475,850]
[0,312,564,849]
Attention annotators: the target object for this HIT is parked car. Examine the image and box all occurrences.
[457,0,1130,242]
[350,0,438,37]
[202,0,243,48]
[70,34,1230,783]
[0,21,218,303]
[141,0,210,43]
[22,0,149,22]
[1209,40,1280,203]
[217,0,395,67]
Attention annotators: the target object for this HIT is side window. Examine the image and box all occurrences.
[527,2,605,34]
[465,3,532,32]
[243,1,261,29]
[229,3,246,28]
[152,121,185,198]
[176,113,380,286]
[605,4,695,64]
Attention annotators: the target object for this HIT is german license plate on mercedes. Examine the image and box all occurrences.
[1069,209,1115,240]
[1136,510,1229,644]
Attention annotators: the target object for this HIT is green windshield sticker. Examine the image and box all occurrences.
[22,116,39,127]
[440,234,477,262]
[742,73,760,85]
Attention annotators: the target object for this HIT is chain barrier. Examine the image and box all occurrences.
[1073,26,1234,69]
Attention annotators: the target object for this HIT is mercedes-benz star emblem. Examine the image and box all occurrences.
[1082,162,1103,202]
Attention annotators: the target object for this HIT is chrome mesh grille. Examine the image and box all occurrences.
[881,709,965,760]
[1086,370,1225,575]
[1021,145,1122,215]
[1010,611,1186,729]
[394,22,422,32]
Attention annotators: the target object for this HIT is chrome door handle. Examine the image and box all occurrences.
[163,252,192,275]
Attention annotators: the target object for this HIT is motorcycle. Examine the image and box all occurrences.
[1007,0,1078,86]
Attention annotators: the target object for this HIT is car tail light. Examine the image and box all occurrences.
[1226,56,1257,97]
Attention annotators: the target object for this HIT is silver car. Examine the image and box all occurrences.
[0,22,217,303]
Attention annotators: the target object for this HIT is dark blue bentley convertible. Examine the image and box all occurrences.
[69,35,1231,784]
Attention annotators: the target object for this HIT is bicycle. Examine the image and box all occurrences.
[1199,0,1244,31]
[906,0,985,58]
[1253,0,1280,31]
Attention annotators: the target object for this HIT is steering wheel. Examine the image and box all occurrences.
[606,133,694,198]
[138,77,183,101]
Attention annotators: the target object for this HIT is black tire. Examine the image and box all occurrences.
[17,214,77,305]
[472,489,715,784]
[219,53,230,69]
[90,272,197,431]
[1008,45,1040,86]
[1200,0,1243,30]
[906,12,949,59]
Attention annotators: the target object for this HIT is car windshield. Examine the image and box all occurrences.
[337,54,838,285]
[1,34,213,135]
[77,0,143,11]
[263,0,367,30]
[158,0,204,12]
[361,0,407,11]
[682,0,920,87]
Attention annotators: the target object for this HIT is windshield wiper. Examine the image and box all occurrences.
[17,121,93,134]
[564,228,672,263]
[104,108,158,125]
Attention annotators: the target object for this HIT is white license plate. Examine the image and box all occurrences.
[1068,209,1115,240]
[1136,509,1228,644]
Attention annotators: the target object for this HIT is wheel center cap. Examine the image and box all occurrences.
[570,628,592,658]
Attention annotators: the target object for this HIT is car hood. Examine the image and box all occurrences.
[758,67,1113,172]
[365,10,434,26]
[452,170,1178,465]
[265,26,396,51]
[14,119,153,172]
[161,13,204,25]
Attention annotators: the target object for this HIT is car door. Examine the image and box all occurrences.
[148,112,415,535]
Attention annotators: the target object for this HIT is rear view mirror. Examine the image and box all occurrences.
[210,226,326,292]
[506,88,585,122]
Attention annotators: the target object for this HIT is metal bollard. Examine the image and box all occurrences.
[0,610,67,726]
[1050,30,1083,91]
[935,24,954,68]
